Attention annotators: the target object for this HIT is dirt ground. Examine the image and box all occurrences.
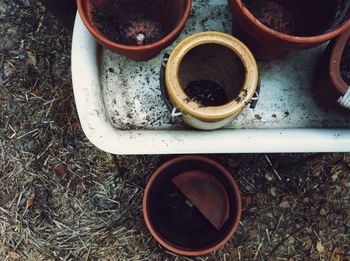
[0,1,349,260]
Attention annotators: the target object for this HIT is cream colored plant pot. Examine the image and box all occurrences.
[165,32,259,130]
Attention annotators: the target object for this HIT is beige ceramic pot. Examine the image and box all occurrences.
[163,32,259,130]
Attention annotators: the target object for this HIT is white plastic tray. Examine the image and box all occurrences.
[72,0,350,154]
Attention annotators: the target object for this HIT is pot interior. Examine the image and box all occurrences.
[243,0,350,37]
[341,37,350,86]
[87,0,187,45]
[147,158,239,251]
[178,44,246,107]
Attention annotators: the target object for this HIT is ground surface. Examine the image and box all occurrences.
[0,1,350,260]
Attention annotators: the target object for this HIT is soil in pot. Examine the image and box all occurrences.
[341,38,350,85]
[243,1,295,35]
[184,80,228,107]
[90,0,171,46]
[179,44,245,107]
[243,0,350,37]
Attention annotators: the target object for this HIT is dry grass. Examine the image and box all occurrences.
[0,1,349,260]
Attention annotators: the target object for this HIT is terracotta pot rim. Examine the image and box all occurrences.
[329,28,350,95]
[232,0,350,44]
[143,155,242,256]
[76,0,192,51]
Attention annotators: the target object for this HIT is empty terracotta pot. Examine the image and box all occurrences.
[77,0,191,61]
[314,28,350,112]
[161,32,259,130]
[227,0,350,60]
[143,155,242,256]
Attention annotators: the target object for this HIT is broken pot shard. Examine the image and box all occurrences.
[172,170,230,230]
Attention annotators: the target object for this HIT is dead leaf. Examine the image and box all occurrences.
[320,208,327,216]
[335,233,343,241]
[303,197,310,203]
[227,158,240,169]
[270,187,277,197]
[231,248,239,257]
[312,168,322,177]
[26,198,34,207]
[265,171,274,181]
[27,51,37,66]
[244,196,252,208]
[279,200,290,208]
[319,220,327,229]
[72,122,81,130]
[330,248,343,261]
[249,229,258,239]
[8,251,20,259]
[31,88,40,96]
[340,179,348,188]
[54,163,66,177]
[305,238,312,249]
[331,172,339,181]
[316,241,324,253]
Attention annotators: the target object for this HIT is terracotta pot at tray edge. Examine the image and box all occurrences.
[143,155,242,256]
[314,28,350,112]
[227,0,350,60]
[76,0,192,61]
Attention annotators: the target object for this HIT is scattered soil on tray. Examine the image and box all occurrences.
[184,80,228,107]
[243,0,295,35]
[341,38,350,85]
[91,3,164,46]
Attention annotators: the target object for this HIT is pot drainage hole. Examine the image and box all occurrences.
[341,38,350,85]
[92,5,164,46]
[243,0,295,35]
[185,80,228,107]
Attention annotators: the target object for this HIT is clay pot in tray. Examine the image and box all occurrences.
[227,0,350,60]
[160,32,260,130]
[143,155,242,256]
[77,0,192,61]
[314,28,350,112]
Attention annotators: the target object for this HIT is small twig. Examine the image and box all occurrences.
[36,143,53,160]
[266,228,271,245]
[85,246,91,261]
[265,225,305,260]
[273,215,283,236]
[8,124,16,139]
[15,128,39,140]
[264,155,282,180]
[254,242,263,259]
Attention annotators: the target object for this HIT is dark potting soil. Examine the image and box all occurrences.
[243,0,295,35]
[341,39,350,86]
[184,80,228,107]
[91,4,164,46]
[164,183,211,230]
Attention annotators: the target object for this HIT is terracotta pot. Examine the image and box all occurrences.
[143,155,242,256]
[227,0,350,60]
[77,0,191,61]
[314,28,350,112]
[161,32,259,130]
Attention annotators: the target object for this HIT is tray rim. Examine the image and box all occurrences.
[72,13,350,154]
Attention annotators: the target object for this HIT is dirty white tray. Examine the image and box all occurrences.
[72,0,350,154]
